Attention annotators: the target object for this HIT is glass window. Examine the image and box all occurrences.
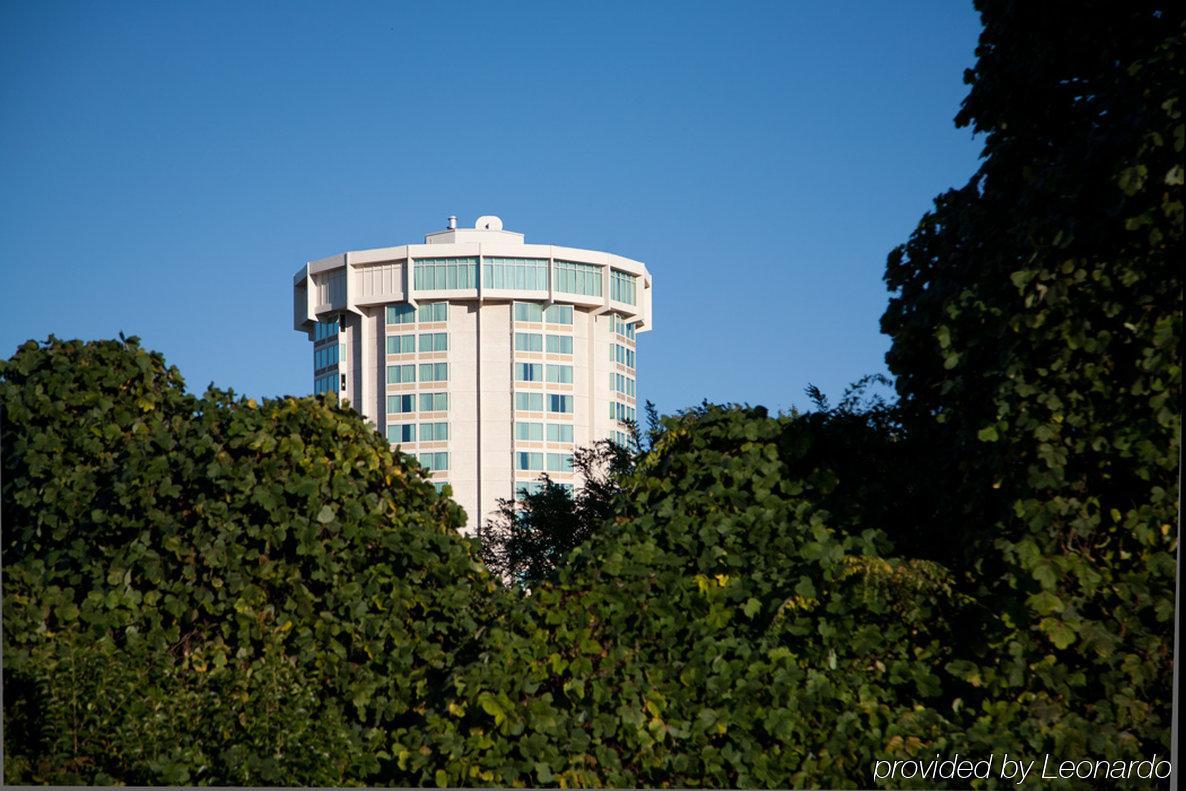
[314,316,341,341]
[386,334,415,354]
[544,304,573,324]
[418,302,448,323]
[419,362,448,382]
[553,260,603,297]
[414,257,478,291]
[514,332,543,352]
[546,364,573,384]
[387,304,415,324]
[515,480,546,498]
[420,422,448,441]
[610,270,637,305]
[515,392,544,411]
[433,481,449,493]
[515,421,544,441]
[419,332,448,352]
[516,452,544,471]
[419,451,449,471]
[546,423,574,443]
[483,257,548,290]
[546,334,573,354]
[515,362,543,382]
[548,394,573,413]
[547,452,573,473]
[387,423,415,443]
[419,392,448,411]
[387,364,415,384]
[387,394,415,413]
[514,302,543,322]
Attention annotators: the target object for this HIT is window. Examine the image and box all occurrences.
[546,423,573,443]
[547,453,573,472]
[387,304,415,324]
[515,421,544,441]
[611,401,637,423]
[516,480,546,498]
[514,332,543,352]
[418,302,448,323]
[314,316,341,340]
[548,394,573,413]
[610,270,637,305]
[609,314,638,339]
[414,257,478,290]
[544,304,573,324]
[387,423,415,443]
[387,394,415,413]
[419,332,448,352]
[516,452,544,471]
[514,302,543,322]
[546,334,573,354]
[515,362,543,382]
[515,392,544,411]
[387,334,415,354]
[546,364,573,384]
[419,392,448,411]
[611,343,636,368]
[483,257,547,290]
[420,422,448,441]
[419,452,449,471]
[387,364,415,384]
[314,344,340,370]
[610,372,636,395]
[433,481,449,493]
[553,260,603,297]
[314,372,337,395]
[419,362,448,382]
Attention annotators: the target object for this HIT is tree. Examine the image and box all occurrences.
[2,337,498,785]
[881,0,1181,764]
[478,438,633,586]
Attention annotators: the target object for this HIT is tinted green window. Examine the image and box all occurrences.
[387,423,415,443]
[515,422,544,441]
[419,362,448,382]
[483,257,547,290]
[548,394,573,413]
[419,452,449,471]
[546,364,573,384]
[418,302,448,322]
[419,332,448,352]
[546,423,573,443]
[420,422,448,441]
[553,260,602,297]
[515,363,543,382]
[546,335,573,354]
[515,392,544,411]
[414,258,478,290]
[544,304,573,324]
[386,304,415,324]
[387,364,415,384]
[515,332,543,352]
[387,394,415,413]
[387,334,415,354]
[516,452,544,470]
[547,453,573,472]
[514,302,543,322]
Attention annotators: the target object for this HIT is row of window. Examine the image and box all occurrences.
[516,392,573,413]
[514,422,575,442]
[386,332,447,354]
[388,392,449,414]
[611,401,637,423]
[313,372,341,395]
[406,257,635,302]
[387,421,449,443]
[414,257,479,291]
[387,302,448,325]
[314,316,342,341]
[611,343,637,368]
[553,260,602,297]
[514,302,573,324]
[386,362,448,384]
[610,372,636,397]
[314,344,340,371]
[610,270,637,305]
[483,257,548,291]
[516,480,574,498]
[515,363,573,384]
[513,332,573,354]
[515,452,574,472]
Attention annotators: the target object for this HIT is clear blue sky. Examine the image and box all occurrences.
[0,1,982,418]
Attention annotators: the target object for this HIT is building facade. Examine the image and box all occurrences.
[292,216,653,530]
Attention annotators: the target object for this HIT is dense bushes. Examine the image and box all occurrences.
[2,337,498,784]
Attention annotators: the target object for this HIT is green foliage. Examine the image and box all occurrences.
[478,439,633,586]
[2,336,497,785]
[882,0,1180,769]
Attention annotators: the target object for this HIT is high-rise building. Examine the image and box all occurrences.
[292,216,653,530]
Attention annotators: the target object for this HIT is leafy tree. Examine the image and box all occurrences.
[478,438,633,586]
[881,0,1181,766]
[2,336,498,785]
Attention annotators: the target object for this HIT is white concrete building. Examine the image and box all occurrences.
[292,216,653,530]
